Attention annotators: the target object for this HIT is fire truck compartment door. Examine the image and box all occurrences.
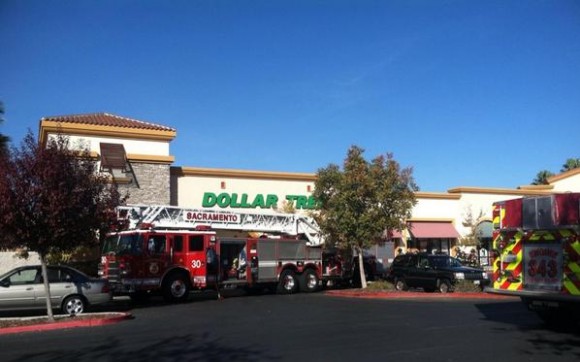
[257,239,278,280]
[187,235,209,279]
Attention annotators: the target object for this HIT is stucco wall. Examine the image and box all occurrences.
[49,134,171,156]
[551,172,580,192]
[0,252,41,274]
[174,172,315,213]
[455,192,521,236]
[412,196,460,220]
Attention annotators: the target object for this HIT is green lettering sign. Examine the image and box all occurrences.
[217,193,230,207]
[295,196,308,209]
[240,193,251,207]
[266,194,278,208]
[230,193,241,208]
[202,192,217,207]
[286,195,317,210]
[307,196,318,209]
[202,192,317,209]
[251,194,265,208]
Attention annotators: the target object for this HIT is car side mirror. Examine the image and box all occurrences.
[0,279,10,288]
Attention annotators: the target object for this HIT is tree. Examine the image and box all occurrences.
[313,146,417,288]
[0,101,9,156]
[0,131,124,321]
[460,207,485,246]
[532,170,554,185]
[561,158,580,173]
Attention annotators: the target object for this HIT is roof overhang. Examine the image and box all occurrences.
[39,120,177,145]
[171,166,317,181]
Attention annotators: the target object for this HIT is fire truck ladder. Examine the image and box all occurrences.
[117,205,325,246]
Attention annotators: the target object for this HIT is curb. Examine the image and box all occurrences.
[0,312,132,335]
[325,290,518,300]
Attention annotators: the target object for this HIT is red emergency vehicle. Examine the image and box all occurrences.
[487,193,580,324]
[99,205,372,301]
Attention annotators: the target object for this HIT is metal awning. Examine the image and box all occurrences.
[99,142,128,172]
[408,222,460,239]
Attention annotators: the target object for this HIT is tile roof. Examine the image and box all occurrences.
[41,113,175,132]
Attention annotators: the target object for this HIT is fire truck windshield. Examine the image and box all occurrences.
[102,233,144,255]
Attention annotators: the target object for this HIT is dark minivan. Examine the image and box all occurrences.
[388,253,489,293]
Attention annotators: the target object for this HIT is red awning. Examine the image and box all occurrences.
[408,222,460,239]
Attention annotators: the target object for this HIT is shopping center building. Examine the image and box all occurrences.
[2,112,578,273]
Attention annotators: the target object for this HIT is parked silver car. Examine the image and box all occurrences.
[0,265,112,315]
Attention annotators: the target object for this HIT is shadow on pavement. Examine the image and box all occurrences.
[17,332,278,361]
[475,300,580,334]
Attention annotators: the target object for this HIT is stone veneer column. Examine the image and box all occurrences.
[118,163,171,205]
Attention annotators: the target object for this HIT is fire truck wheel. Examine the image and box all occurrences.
[163,273,191,302]
[62,295,86,315]
[277,270,298,294]
[300,269,320,293]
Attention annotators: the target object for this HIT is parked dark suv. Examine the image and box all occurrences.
[387,253,489,293]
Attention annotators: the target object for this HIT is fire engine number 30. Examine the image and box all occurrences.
[191,260,203,268]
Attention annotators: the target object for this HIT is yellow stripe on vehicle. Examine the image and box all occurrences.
[563,280,580,295]
[571,240,580,256]
[569,262,580,274]
[529,231,556,242]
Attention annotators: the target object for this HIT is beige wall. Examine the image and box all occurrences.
[550,170,580,192]
[50,133,171,157]
[172,167,315,214]
[170,166,580,240]
[0,252,41,274]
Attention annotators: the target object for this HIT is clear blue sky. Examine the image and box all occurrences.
[1,0,579,192]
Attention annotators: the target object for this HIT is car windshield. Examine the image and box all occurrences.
[430,256,463,268]
[102,233,144,255]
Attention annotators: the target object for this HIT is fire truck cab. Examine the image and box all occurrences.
[487,193,580,325]
[100,227,220,301]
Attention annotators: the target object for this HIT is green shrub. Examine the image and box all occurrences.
[366,280,396,291]
[453,280,484,293]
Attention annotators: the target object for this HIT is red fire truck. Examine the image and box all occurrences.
[487,193,580,324]
[99,205,375,301]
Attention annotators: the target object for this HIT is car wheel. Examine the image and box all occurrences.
[277,270,298,294]
[62,295,86,315]
[163,273,191,302]
[394,277,408,291]
[300,269,320,293]
[438,279,451,293]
